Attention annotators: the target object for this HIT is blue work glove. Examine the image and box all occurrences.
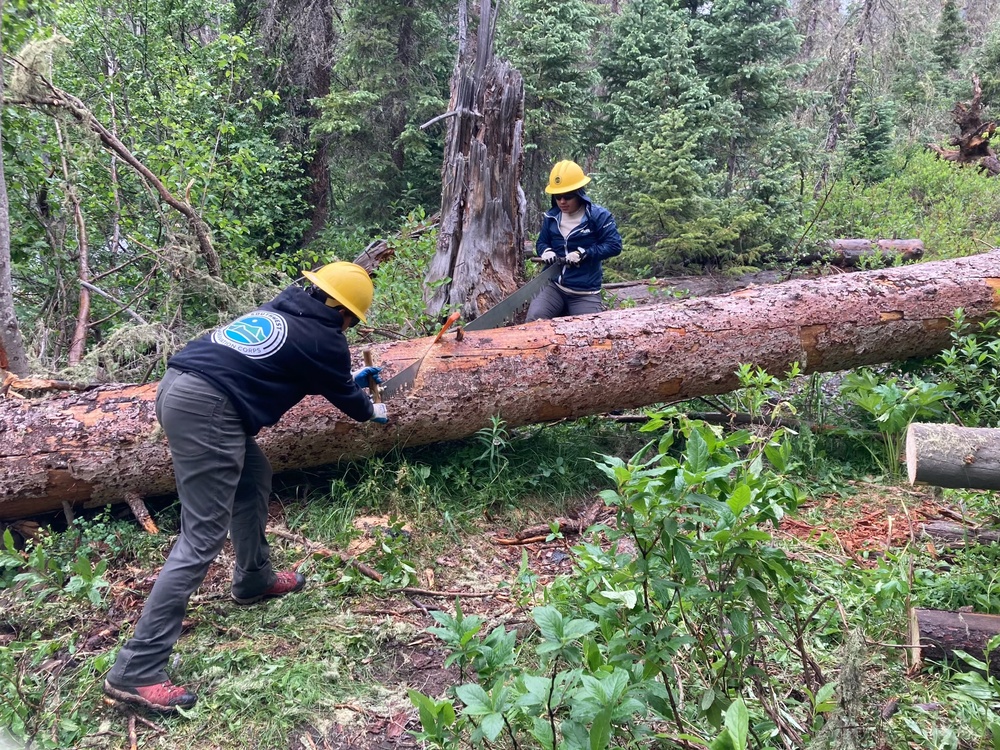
[352,366,383,389]
[564,250,586,266]
[539,249,557,264]
[371,402,389,424]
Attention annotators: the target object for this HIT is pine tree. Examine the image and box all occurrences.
[933,0,968,72]
[496,0,601,220]
[315,0,454,225]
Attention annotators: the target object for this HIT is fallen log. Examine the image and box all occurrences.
[798,239,925,267]
[3,251,1000,520]
[920,520,1000,547]
[906,422,1000,490]
[909,607,1000,677]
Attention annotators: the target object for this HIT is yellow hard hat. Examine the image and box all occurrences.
[302,262,374,323]
[545,160,591,194]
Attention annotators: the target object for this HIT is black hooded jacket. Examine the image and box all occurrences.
[167,285,374,435]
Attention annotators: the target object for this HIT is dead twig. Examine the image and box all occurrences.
[268,527,383,583]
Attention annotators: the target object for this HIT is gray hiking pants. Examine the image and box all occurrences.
[107,368,275,687]
[525,283,604,322]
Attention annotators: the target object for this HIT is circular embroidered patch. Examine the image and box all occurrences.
[212,311,288,359]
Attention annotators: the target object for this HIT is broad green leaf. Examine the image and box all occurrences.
[455,683,493,716]
[590,704,614,750]
[724,698,749,749]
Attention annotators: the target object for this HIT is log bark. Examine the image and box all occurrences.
[2,251,1000,520]
[906,422,1000,490]
[912,607,1000,677]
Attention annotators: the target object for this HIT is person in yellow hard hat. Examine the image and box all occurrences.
[526,159,623,321]
[103,262,387,713]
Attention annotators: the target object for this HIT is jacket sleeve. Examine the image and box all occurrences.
[584,207,623,262]
[536,214,555,255]
[315,334,376,422]
[320,378,376,422]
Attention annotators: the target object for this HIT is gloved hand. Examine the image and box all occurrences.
[539,249,557,264]
[565,250,586,266]
[371,402,389,424]
[352,366,383,389]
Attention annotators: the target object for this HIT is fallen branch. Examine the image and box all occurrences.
[496,501,605,544]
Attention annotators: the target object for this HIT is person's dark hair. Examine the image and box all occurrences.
[309,285,331,304]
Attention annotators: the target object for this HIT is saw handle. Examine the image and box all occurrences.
[362,349,382,404]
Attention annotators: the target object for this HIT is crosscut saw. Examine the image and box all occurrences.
[379,311,462,399]
[464,261,560,332]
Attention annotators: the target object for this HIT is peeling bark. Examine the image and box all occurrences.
[2,251,1000,520]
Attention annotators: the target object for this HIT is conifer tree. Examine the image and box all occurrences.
[496,0,600,219]
[315,0,454,225]
[933,0,967,72]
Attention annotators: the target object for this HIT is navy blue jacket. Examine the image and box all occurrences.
[167,285,374,435]
[535,193,623,292]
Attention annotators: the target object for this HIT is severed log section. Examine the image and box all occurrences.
[910,607,1000,677]
[906,422,1000,490]
[2,251,1000,521]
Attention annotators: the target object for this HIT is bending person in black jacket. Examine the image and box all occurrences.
[526,160,623,321]
[104,262,387,713]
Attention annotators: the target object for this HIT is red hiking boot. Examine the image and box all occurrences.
[231,570,306,605]
[103,679,198,712]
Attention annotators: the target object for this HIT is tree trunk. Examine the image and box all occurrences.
[910,607,1000,677]
[919,520,1000,547]
[2,251,1000,520]
[816,0,876,193]
[423,0,525,322]
[0,0,31,377]
[906,422,1000,490]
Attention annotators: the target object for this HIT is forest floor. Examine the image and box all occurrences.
[73,479,956,750]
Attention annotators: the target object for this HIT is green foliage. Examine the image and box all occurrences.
[497,0,601,217]
[928,310,1000,426]
[844,97,898,184]
[0,523,110,606]
[838,369,954,478]
[597,0,812,273]
[815,148,1000,258]
[314,0,453,225]
[410,417,820,748]
[363,208,442,334]
[933,0,968,72]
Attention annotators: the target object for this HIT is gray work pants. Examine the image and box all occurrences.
[525,283,604,322]
[107,368,275,687]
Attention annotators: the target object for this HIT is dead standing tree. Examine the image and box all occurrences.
[926,75,1000,176]
[422,0,526,322]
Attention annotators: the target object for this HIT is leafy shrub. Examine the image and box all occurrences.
[815,148,1000,259]
[409,416,828,749]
